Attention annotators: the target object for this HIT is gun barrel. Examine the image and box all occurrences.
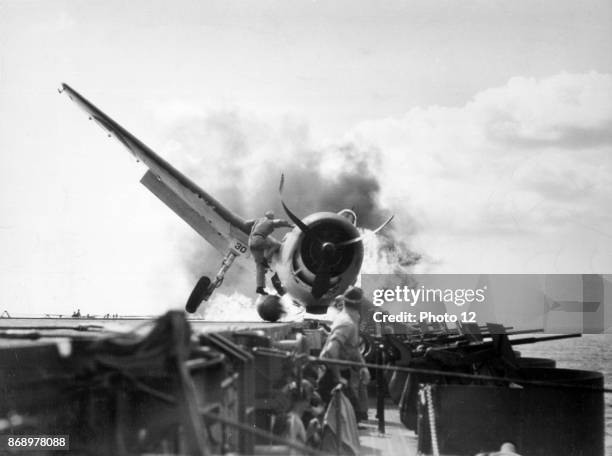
[509,333,581,346]
[423,333,581,353]
[504,328,544,336]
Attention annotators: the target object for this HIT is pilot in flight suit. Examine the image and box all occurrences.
[246,211,293,295]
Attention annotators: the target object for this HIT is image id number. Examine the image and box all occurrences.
[1,435,69,451]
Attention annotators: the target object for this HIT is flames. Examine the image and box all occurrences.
[201,228,419,320]
[160,110,421,318]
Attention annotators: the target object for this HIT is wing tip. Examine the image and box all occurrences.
[59,82,74,97]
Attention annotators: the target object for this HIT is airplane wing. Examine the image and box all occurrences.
[61,83,254,269]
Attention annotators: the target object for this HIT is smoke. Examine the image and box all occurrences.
[160,110,420,315]
[345,72,612,274]
[148,72,611,319]
[198,292,305,322]
[362,231,422,274]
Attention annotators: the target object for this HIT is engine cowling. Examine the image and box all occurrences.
[274,212,364,314]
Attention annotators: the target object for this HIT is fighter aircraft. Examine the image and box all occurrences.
[60,84,393,318]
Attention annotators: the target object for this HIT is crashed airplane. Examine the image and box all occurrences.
[60,84,392,319]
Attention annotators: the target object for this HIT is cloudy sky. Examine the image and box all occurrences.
[0,0,611,316]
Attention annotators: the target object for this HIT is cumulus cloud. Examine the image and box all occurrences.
[472,72,612,149]
[346,72,612,271]
[154,71,611,312]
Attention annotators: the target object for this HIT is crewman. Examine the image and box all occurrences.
[319,286,370,421]
[246,211,293,295]
[272,379,315,454]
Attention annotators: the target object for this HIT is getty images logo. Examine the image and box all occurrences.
[372,285,487,307]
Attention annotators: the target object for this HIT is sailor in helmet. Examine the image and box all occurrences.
[246,210,293,295]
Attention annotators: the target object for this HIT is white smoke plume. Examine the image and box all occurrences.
[158,112,420,316]
[155,71,612,318]
[346,71,612,274]
[198,292,305,322]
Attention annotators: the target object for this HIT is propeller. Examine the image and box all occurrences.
[335,214,394,247]
[311,242,338,298]
[279,174,393,298]
[279,174,325,244]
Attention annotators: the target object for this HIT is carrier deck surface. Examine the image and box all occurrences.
[1,316,605,455]
[0,316,421,455]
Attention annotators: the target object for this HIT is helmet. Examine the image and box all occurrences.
[500,443,517,453]
[265,210,275,219]
[337,286,363,310]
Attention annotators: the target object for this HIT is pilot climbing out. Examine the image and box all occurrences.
[246,211,293,295]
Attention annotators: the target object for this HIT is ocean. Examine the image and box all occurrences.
[519,333,612,455]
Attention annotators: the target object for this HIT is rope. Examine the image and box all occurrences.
[425,385,440,456]
[253,347,612,394]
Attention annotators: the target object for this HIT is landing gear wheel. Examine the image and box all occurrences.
[185,276,211,313]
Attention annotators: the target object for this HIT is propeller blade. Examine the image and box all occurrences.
[279,174,324,243]
[281,200,311,235]
[279,173,307,231]
[336,214,395,247]
[373,214,395,233]
[310,243,338,298]
[311,264,332,299]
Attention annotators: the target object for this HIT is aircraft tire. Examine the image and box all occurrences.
[185,276,211,313]
[305,303,328,314]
